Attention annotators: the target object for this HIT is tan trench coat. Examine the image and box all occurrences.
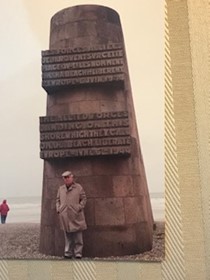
[56,182,87,232]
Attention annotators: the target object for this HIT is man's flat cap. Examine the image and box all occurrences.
[62,171,72,177]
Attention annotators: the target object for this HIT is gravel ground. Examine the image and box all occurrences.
[0,222,164,261]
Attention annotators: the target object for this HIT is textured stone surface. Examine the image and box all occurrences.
[95,198,125,225]
[112,175,134,197]
[83,225,140,257]
[124,196,147,223]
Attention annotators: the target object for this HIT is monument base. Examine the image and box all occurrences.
[39,223,153,258]
[83,224,153,257]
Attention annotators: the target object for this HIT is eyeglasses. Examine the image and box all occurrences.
[63,176,70,179]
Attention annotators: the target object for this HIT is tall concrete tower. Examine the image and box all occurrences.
[39,5,154,257]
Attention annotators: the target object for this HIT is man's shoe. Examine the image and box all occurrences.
[75,255,82,259]
[64,255,72,259]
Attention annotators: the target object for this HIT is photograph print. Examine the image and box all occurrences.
[0,0,164,262]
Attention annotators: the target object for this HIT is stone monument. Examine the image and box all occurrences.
[39,5,154,257]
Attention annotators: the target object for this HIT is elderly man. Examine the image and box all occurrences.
[56,171,87,259]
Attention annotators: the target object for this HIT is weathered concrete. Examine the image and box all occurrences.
[39,5,154,257]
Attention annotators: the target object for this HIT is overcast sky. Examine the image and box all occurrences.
[0,0,164,198]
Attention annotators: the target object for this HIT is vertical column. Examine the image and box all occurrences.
[39,5,153,257]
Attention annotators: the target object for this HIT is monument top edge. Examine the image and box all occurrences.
[52,4,119,15]
[51,4,120,25]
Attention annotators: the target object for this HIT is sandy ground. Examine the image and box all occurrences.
[0,222,164,261]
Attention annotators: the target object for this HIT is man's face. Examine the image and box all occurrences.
[63,175,73,185]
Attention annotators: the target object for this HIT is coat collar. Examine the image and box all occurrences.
[61,183,76,191]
